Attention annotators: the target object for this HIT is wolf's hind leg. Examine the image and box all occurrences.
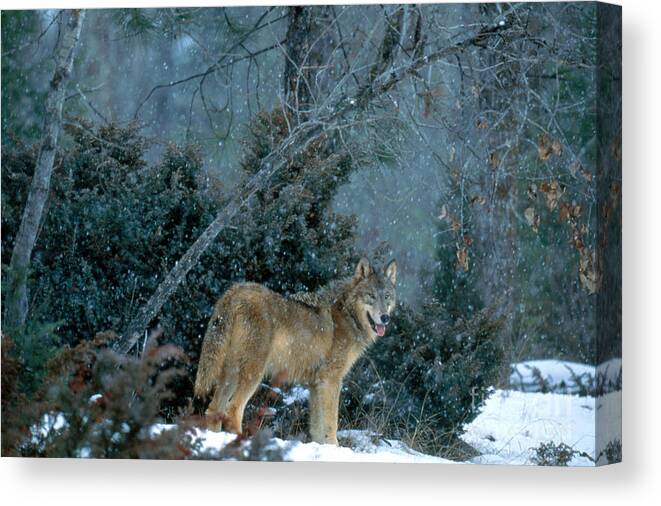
[205,371,237,431]
[224,368,263,434]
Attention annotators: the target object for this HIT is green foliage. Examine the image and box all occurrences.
[6,320,63,394]
[2,121,205,345]
[1,114,358,408]
[235,111,358,293]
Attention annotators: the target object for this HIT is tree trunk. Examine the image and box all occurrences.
[4,10,85,332]
[283,6,336,123]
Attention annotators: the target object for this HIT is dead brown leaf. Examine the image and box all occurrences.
[579,250,599,294]
[540,180,565,210]
[456,245,469,271]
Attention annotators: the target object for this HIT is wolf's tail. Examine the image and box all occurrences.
[194,302,230,399]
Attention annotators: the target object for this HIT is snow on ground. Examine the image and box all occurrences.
[281,385,310,406]
[31,412,68,445]
[461,389,596,466]
[148,388,603,465]
[150,425,454,463]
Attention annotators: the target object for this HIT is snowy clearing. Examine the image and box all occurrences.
[461,389,597,465]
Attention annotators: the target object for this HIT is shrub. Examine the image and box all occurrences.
[339,303,504,457]
[5,331,197,458]
[531,441,583,466]
[598,439,622,465]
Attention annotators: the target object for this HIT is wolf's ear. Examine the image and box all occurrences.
[385,259,397,285]
[354,257,371,280]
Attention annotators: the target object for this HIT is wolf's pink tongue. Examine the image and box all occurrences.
[375,324,386,337]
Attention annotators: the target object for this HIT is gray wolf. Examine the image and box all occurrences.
[194,257,397,444]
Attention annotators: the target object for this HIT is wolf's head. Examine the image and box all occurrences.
[351,257,397,338]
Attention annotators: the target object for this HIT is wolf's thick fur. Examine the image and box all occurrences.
[194,258,397,444]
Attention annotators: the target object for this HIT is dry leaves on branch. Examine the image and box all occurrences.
[538,134,563,161]
[489,151,500,169]
[559,201,582,222]
[569,160,592,181]
[579,249,599,294]
[568,219,599,294]
[539,180,565,210]
[527,183,538,200]
[438,204,461,232]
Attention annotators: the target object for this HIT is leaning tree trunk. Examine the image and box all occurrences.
[4,10,85,333]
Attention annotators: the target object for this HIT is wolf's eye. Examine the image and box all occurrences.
[385,293,392,300]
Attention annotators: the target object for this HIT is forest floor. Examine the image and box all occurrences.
[148,360,621,466]
[33,360,620,465]
[151,386,615,465]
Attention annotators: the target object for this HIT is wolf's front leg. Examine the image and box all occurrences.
[309,380,341,445]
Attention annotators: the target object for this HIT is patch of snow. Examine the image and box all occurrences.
[595,389,622,465]
[462,389,596,466]
[286,430,453,463]
[282,385,309,405]
[77,447,92,458]
[89,393,103,404]
[149,424,452,463]
[31,412,68,444]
